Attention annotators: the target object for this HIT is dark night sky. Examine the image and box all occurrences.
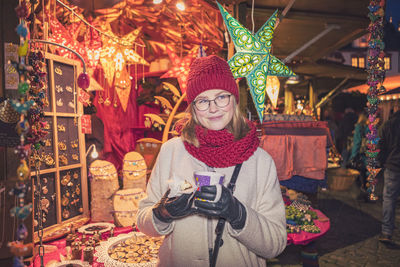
[386,0,400,25]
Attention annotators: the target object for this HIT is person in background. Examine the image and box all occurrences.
[322,109,339,148]
[136,55,287,266]
[378,103,400,245]
[348,113,368,191]
[337,107,358,167]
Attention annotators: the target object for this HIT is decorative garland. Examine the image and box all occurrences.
[365,0,386,201]
[8,1,92,265]
[8,1,49,266]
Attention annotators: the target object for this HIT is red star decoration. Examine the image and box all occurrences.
[160,45,199,94]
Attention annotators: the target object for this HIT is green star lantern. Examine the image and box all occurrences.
[217,2,295,122]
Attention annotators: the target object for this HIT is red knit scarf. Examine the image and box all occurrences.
[183,121,259,168]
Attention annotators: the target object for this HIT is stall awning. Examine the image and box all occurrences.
[378,87,400,101]
[216,0,370,62]
[344,75,400,94]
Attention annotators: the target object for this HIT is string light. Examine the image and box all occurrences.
[176,2,185,11]
[153,0,163,4]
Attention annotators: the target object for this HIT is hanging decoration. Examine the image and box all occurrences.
[364,0,386,202]
[217,2,295,122]
[85,45,101,69]
[9,1,49,266]
[68,20,102,69]
[265,76,280,108]
[99,24,148,111]
[160,45,199,95]
[48,15,87,61]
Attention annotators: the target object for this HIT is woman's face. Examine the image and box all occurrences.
[193,89,235,131]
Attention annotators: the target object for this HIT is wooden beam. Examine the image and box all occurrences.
[252,7,368,27]
[310,28,367,61]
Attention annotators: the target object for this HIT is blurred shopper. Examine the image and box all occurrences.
[378,104,400,244]
[323,109,339,148]
[347,113,368,191]
[337,108,358,167]
[136,55,287,266]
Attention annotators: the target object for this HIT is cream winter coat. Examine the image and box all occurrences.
[136,137,287,267]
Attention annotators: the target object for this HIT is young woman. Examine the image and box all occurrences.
[136,55,286,266]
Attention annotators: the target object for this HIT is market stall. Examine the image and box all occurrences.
[2,0,387,265]
[260,118,333,194]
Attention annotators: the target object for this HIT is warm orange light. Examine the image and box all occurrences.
[266,76,280,108]
[176,2,185,11]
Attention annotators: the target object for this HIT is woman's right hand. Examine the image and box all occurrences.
[152,189,195,223]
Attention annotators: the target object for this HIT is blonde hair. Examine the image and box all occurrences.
[181,98,250,147]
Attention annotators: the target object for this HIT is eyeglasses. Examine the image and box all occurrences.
[193,94,232,111]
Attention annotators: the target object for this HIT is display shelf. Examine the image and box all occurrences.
[31,53,89,243]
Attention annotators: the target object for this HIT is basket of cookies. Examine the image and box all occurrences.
[94,232,163,266]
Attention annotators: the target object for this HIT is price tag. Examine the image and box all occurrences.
[81,115,92,134]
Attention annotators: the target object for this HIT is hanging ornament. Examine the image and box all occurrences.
[9,183,29,199]
[17,82,29,95]
[16,21,29,39]
[15,0,28,19]
[82,21,102,68]
[16,160,29,182]
[17,41,28,57]
[48,15,87,59]
[217,2,295,122]
[114,66,131,111]
[10,203,32,220]
[265,76,280,108]
[365,0,385,201]
[160,45,199,95]
[16,224,28,241]
[99,24,148,110]
[78,72,90,90]
[99,25,148,87]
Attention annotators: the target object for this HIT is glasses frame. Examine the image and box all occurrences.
[193,94,232,111]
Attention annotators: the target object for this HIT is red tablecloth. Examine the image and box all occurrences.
[30,226,133,267]
[260,135,327,181]
[287,209,330,245]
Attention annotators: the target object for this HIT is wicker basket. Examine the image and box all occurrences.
[327,168,359,191]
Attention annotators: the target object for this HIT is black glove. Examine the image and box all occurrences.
[194,185,247,230]
[153,189,195,223]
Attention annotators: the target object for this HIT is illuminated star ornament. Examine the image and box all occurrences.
[100,24,149,111]
[161,45,199,95]
[49,15,87,60]
[217,2,295,122]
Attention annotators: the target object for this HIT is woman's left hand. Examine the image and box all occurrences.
[194,185,247,229]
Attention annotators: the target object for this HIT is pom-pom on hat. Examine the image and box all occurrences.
[186,55,239,104]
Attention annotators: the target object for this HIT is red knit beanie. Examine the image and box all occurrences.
[186,55,239,104]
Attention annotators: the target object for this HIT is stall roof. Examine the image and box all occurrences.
[292,60,367,80]
[58,0,372,92]
[378,87,400,101]
[345,74,400,94]
[213,0,370,63]
[63,0,370,71]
